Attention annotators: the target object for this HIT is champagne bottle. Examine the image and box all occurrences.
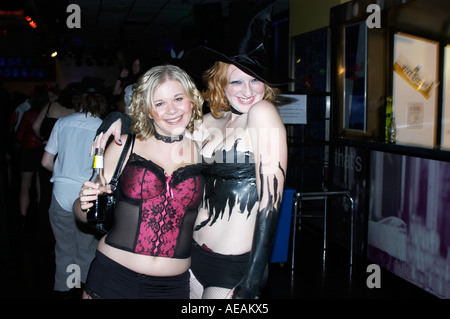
[86,148,108,228]
[385,97,393,143]
[388,116,397,144]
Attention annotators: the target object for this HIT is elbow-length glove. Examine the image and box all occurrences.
[232,165,284,299]
[96,111,132,137]
[232,204,280,299]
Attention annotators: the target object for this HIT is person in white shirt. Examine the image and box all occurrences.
[41,83,107,298]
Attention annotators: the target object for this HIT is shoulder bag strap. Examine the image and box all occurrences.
[109,133,134,191]
[45,102,52,116]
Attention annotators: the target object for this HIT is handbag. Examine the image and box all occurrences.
[96,133,134,234]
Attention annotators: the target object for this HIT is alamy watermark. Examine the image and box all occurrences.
[66,264,81,289]
[66,4,382,30]
[366,264,381,288]
[366,4,381,29]
[66,4,81,29]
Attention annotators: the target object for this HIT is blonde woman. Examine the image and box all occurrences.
[73,65,204,299]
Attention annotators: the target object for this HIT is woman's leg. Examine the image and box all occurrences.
[82,291,92,299]
[189,269,204,299]
[190,269,232,299]
[202,286,232,299]
[19,171,33,217]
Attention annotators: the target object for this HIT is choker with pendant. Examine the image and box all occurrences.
[153,130,184,143]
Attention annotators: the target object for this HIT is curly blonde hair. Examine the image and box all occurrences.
[128,64,204,140]
[202,61,278,118]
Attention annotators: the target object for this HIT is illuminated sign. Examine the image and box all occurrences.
[0,57,55,81]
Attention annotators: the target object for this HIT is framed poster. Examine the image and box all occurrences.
[343,22,367,132]
[392,33,438,147]
[442,44,450,149]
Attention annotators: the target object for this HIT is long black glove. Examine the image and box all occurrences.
[96,111,132,137]
[232,165,285,299]
[232,206,279,299]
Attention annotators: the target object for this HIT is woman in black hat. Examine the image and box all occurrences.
[186,58,287,299]
[91,1,290,299]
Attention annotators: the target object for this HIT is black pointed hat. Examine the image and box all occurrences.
[182,0,292,87]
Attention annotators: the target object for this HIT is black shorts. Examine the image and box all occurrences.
[190,241,250,289]
[84,250,190,299]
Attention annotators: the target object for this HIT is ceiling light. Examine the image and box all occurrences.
[25,16,37,28]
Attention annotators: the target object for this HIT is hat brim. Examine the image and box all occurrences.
[182,46,292,87]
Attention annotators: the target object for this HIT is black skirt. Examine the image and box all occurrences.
[84,250,190,299]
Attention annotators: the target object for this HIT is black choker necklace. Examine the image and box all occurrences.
[229,105,243,115]
[153,130,183,143]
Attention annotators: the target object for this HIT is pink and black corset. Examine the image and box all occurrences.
[105,153,204,259]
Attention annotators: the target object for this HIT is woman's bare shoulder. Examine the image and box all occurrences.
[248,100,283,128]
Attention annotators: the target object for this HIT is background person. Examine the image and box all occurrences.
[41,78,106,298]
[15,84,48,230]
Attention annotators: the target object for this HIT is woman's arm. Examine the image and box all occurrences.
[32,105,47,140]
[232,100,287,299]
[41,150,55,172]
[112,68,129,95]
[90,111,131,156]
[74,134,129,222]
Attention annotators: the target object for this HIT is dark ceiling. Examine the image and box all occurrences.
[388,0,450,40]
[0,0,289,62]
